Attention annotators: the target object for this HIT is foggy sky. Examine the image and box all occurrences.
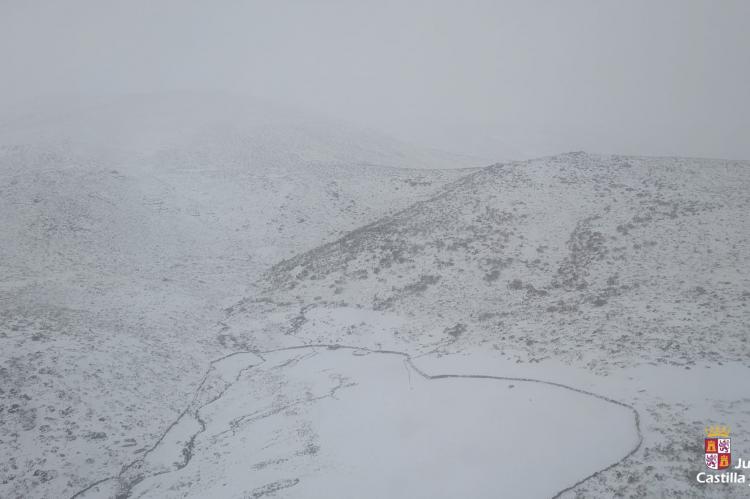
[1,0,748,161]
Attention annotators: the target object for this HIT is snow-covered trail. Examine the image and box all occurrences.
[73,344,641,499]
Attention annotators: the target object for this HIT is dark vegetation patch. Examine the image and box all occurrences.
[444,323,467,339]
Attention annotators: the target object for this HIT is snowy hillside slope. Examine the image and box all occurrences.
[0,95,475,499]
[260,152,749,368]
[217,152,750,497]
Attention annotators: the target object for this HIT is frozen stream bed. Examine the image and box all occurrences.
[79,345,639,499]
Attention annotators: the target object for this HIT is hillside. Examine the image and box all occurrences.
[218,152,750,497]
[0,94,476,499]
[256,152,749,368]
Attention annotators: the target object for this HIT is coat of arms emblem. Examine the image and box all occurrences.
[705,425,731,470]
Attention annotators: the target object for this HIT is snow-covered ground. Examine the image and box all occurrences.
[105,346,637,499]
[2,97,749,498]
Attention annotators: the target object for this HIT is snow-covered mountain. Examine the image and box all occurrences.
[0,94,478,499]
[259,152,749,369]
[3,93,748,498]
